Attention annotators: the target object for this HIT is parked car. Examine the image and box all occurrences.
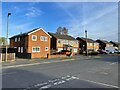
[114,49,120,54]
[97,50,107,54]
[53,50,71,56]
[59,50,71,56]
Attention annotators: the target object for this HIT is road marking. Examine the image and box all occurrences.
[23,75,79,90]
[110,63,116,65]
[81,79,119,88]
[99,72,108,75]
[1,59,75,69]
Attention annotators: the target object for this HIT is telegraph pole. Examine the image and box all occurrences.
[85,30,88,56]
[6,13,11,62]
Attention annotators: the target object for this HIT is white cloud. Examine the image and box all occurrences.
[25,6,43,17]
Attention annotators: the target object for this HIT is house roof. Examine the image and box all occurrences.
[48,32,76,40]
[77,37,96,43]
[110,41,120,45]
[9,28,51,39]
[97,39,112,44]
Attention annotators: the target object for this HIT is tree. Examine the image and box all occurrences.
[56,27,68,35]
[62,27,68,35]
[56,27,63,34]
[0,37,6,46]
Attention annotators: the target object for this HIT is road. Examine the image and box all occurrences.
[2,55,119,89]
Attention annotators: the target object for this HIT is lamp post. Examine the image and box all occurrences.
[85,30,88,56]
[6,12,11,62]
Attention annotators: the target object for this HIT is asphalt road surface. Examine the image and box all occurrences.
[2,55,119,89]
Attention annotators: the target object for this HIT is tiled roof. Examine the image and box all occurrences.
[9,28,39,39]
[48,32,76,40]
[77,37,95,43]
[97,39,112,44]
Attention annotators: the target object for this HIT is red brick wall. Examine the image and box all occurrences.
[28,29,51,58]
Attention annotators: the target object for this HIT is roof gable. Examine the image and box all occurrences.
[10,28,51,39]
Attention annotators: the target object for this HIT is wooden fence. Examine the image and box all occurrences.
[0,53,15,62]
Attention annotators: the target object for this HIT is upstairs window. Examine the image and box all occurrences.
[18,37,20,41]
[32,35,37,41]
[58,39,61,44]
[40,36,48,41]
[64,40,68,44]
[15,38,17,42]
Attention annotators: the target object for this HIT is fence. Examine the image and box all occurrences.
[16,53,31,59]
[0,53,15,62]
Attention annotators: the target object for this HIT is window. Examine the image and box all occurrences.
[32,35,37,41]
[15,38,17,42]
[32,47,40,52]
[18,37,20,41]
[45,47,48,51]
[40,36,47,41]
[74,48,78,53]
[76,41,78,44]
[18,47,20,52]
[64,40,68,44]
[58,39,61,44]
[21,47,23,53]
[90,43,93,46]
[70,41,74,45]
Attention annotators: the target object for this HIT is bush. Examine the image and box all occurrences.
[88,52,99,55]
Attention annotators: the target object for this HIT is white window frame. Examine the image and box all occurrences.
[32,35,37,41]
[15,38,17,42]
[64,40,68,44]
[18,37,20,41]
[32,47,40,52]
[45,47,48,51]
[21,47,23,53]
[45,37,48,41]
[40,36,48,41]
[18,47,20,52]
[90,43,93,46]
[74,48,78,53]
[40,36,44,41]
[58,39,61,44]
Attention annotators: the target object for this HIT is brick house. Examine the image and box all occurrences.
[76,37,99,54]
[9,28,51,58]
[110,41,120,50]
[96,39,113,50]
[48,32,79,55]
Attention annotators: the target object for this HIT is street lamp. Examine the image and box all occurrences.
[85,30,88,56]
[6,12,11,62]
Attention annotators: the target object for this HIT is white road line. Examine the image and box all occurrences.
[110,63,116,65]
[81,79,119,88]
[1,59,75,69]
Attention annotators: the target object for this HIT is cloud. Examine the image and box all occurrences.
[25,6,43,17]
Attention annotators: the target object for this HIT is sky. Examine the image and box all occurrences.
[2,2,118,42]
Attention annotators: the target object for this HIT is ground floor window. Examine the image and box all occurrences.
[74,48,78,53]
[45,47,48,51]
[32,47,40,52]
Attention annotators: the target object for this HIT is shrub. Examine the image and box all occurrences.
[88,51,99,55]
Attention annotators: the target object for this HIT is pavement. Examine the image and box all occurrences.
[1,55,107,69]
[1,54,119,89]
